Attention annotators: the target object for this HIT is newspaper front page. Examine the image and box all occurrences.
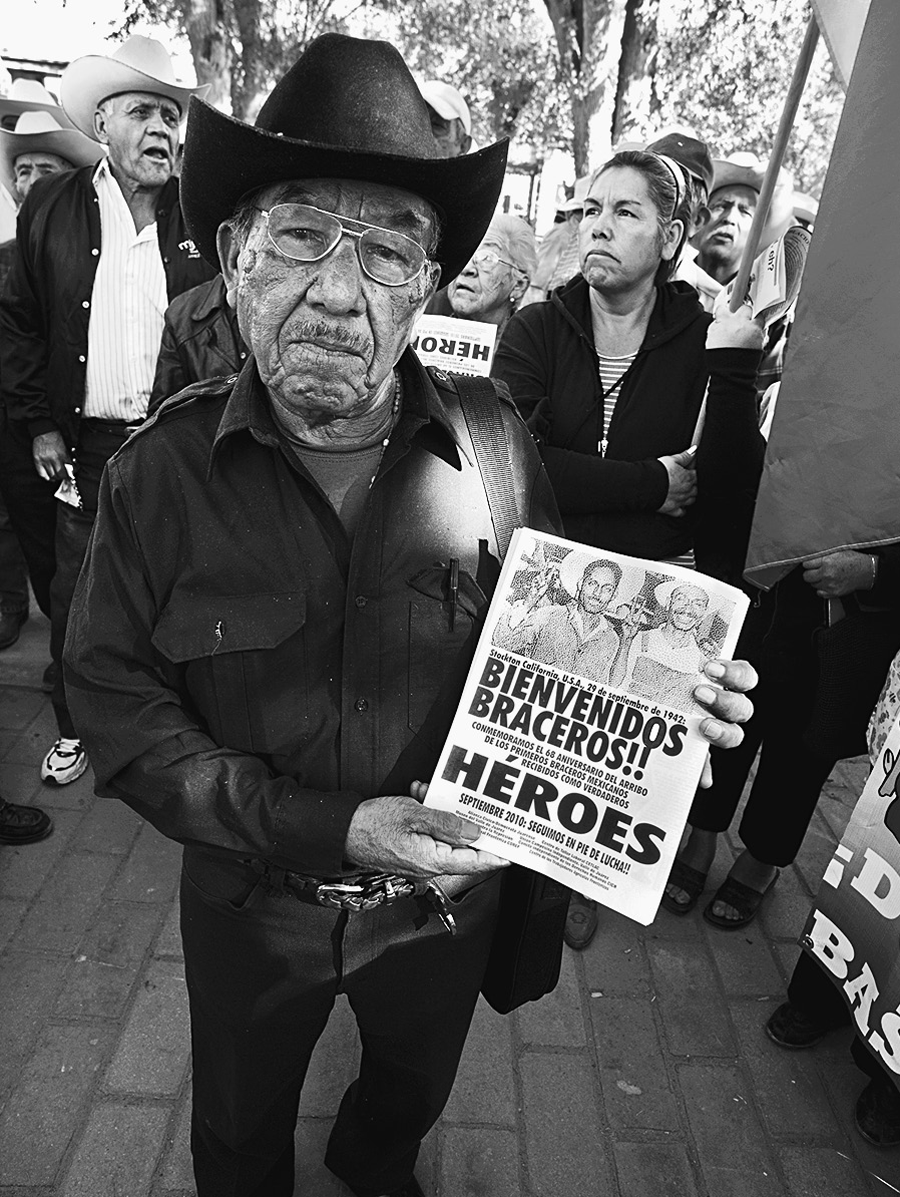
[424,529,749,925]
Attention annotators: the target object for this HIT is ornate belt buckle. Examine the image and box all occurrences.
[314,873,415,911]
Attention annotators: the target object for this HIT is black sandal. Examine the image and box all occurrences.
[660,859,708,916]
[702,870,779,930]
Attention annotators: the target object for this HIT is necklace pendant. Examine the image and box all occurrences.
[599,437,608,458]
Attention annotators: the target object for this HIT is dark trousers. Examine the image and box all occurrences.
[180,848,501,1197]
[787,949,885,1085]
[0,415,57,618]
[51,422,130,739]
[689,571,842,866]
[0,491,29,613]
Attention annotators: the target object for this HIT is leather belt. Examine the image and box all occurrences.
[81,418,143,437]
[248,860,457,933]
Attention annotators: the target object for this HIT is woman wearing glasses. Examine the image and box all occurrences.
[446,214,537,336]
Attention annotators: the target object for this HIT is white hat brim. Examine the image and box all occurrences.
[60,56,209,140]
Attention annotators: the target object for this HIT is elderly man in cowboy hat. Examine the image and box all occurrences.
[63,34,755,1197]
[0,35,215,790]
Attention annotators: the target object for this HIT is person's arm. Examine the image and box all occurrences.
[493,307,670,515]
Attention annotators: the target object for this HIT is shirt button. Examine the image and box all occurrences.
[354,698,369,713]
[82,300,90,309]
[78,355,86,363]
[91,248,99,256]
[355,595,367,608]
[74,406,81,414]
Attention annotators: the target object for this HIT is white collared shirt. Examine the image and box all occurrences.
[83,159,168,421]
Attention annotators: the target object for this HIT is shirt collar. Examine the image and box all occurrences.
[209,346,470,475]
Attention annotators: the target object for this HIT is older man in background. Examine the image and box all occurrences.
[0,35,214,787]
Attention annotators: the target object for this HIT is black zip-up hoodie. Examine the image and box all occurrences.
[493,274,761,569]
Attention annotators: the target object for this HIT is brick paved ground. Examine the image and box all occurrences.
[2,611,900,1196]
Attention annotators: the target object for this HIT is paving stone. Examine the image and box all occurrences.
[731,1001,843,1142]
[516,947,586,1047]
[521,1052,612,1197]
[583,910,654,996]
[55,902,164,1020]
[107,823,182,903]
[643,906,705,943]
[59,1101,169,1197]
[817,1056,900,1186]
[679,1063,784,1197]
[591,997,680,1133]
[9,852,119,954]
[3,703,59,765]
[68,797,142,855]
[648,941,735,1057]
[706,924,785,996]
[759,871,819,942]
[777,1144,876,1197]
[0,1023,113,1185]
[104,959,190,1096]
[34,767,96,813]
[445,997,516,1125]
[154,896,183,959]
[0,687,46,732]
[158,1095,192,1191]
[0,897,27,953]
[0,951,70,1097]
[0,809,83,900]
[297,995,359,1117]
[293,1117,367,1196]
[612,1141,701,1197]
[441,1125,521,1197]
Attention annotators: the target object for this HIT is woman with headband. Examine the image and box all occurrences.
[492,148,767,948]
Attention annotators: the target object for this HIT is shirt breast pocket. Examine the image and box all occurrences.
[407,566,487,742]
[151,591,309,757]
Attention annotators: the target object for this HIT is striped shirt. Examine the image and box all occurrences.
[83,159,168,421]
[595,350,635,458]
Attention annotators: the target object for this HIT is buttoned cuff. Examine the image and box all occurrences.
[272,787,367,876]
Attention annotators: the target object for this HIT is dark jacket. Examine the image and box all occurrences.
[493,276,761,568]
[64,349,560,876]
[148,275,246,416]
[0,165,216,447]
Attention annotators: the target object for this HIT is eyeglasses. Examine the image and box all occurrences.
[467,248,521,273]
[256,203,430,286]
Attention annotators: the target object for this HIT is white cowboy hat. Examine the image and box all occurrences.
[0,79,79,128]
[556,551,645,608]
[60,35,209,140]
[710,152,796,250]
[0,109,106,197]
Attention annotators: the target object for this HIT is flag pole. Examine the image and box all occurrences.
[729,14,820,311]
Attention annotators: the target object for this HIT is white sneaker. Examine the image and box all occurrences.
[41,738,88,786]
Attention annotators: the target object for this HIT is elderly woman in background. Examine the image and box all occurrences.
[493,149,767,948]
[446,213,537,336]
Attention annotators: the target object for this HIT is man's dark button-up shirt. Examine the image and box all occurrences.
[64,348,559,876]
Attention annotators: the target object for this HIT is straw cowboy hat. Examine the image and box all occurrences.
[60,35,209,140]
[710,152,796,249]
[179,33,508,286]
[0,79,79,129]
[0,109,105,198]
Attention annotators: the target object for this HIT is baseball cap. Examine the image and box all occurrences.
[419,80,471,136]
[646,131,713,194]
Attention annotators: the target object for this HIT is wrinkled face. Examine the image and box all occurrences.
[13,151,72,202]
[447,232,523,325]
[698,184,757,272]
[426,106,471,158]
[579,167,680,295]
[220,178,440,423]
[94,91,180,189]
[668,585,709,631]
[578,565,618,615]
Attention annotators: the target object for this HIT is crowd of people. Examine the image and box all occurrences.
[0,26,896,1194]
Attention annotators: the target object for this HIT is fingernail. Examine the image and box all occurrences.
[705,661,725,679]
[703,720,724,741]
[694,685,716,705]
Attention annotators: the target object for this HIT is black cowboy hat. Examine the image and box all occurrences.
[180,34,509,287]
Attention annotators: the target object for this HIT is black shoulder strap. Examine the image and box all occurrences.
[454,375,522,558]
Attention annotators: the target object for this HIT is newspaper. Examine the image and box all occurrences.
[717,225,811,328]
[410,314,497,377]
[424,529,749,925]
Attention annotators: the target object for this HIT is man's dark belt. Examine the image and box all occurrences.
[249,860,458,933]
[81,417,143,437]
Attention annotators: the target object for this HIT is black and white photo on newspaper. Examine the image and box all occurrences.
[425,528,749,924]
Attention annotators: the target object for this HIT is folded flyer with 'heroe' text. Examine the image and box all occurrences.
[424,528,749,925]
